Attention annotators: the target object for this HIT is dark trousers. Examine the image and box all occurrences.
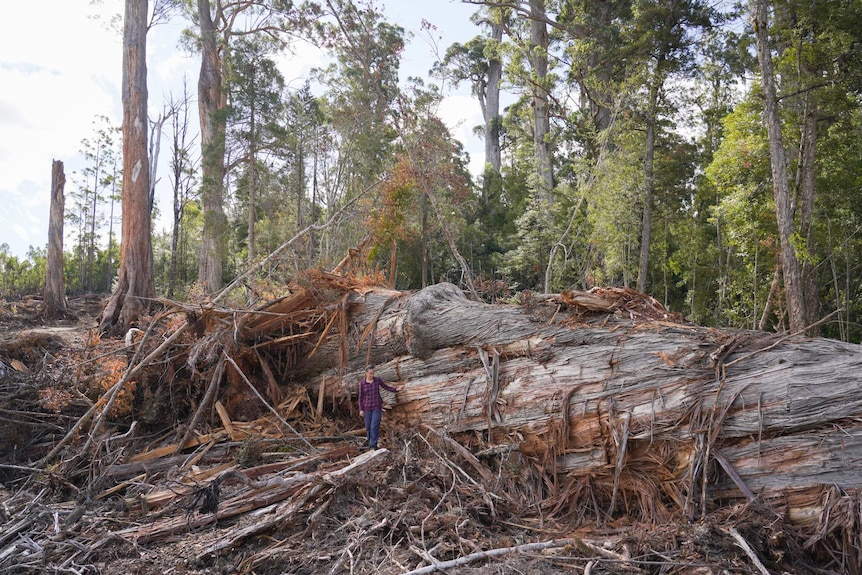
[363,408,382,448]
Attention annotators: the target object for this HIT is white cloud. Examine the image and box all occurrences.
[275,41,327,89]
[438,93,484,176]
[0,1,121,257]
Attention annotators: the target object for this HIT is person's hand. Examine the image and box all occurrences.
[359,410,364,417]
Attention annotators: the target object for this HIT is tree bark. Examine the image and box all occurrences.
[528,0,553,201]
[421,193,429,288]
[757,264,782,331]
[197,0,229,293]
[248,86,257,268]
[753,0,806,333]
[42,160,66,319]
[636,67,661,294]
[106,166,117,292]
[100,0,154,333]
[799,99,819,330]
[266,280,862,523]
[87,143,101,292]
[484,18,503,179]
[148,111,169,293]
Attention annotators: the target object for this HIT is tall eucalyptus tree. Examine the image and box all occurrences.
[101,0,154,333]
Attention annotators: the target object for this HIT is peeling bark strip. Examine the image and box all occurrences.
[284,280,862,522]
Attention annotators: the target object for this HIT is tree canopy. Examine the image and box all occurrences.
[5,0,862,342]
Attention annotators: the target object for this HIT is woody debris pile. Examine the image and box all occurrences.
[1,271,861,574]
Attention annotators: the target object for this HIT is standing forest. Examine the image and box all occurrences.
[1,0,860,340]
[2,0,862,574]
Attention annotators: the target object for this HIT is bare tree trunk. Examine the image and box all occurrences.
[752,0,806,333]
[583,2,615,141]
[100,0,154,334]
[42,160,67,319]
[484,19,503,182]
[106,165,117,292]
[421,193,429,288]
[248,93,256,268]
[295,145,304,234]
[758,265,782,331]
[528,0,553,201]
[148,110,169,293]
[87,144,101,292]
[168,84,193,298]
[309,137,319,264]
[636,73,661,294]
[149,111,169,214]
[169,205,180,297]
[197,0,228,293]
[799,100,819,331]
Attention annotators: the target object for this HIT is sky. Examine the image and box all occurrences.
[0,0,485,259]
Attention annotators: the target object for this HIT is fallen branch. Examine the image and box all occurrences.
[223,353,316,452]
[725,527,772,575]
[427,426,494,485]
[129,431,226,463]
[713,448,755,501]
[399,538,574,575]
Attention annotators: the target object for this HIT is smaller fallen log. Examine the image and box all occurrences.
[197,448,389,559]
[111,447,387,544]
[123,446,353,514]
[128,431,227,463]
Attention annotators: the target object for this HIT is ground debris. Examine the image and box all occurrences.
[0,429,818,574]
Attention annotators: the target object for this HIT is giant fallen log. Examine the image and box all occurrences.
[138,273,859,560]
[248,280,862,533]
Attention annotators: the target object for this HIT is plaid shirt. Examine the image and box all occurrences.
[358,376,396,411]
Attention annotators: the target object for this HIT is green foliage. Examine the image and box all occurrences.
[587,130,644,288]
[0,244,46,297]
[704,93,778,327]
[65,115,121,294]
[806,108,862,341]
[367,82,473,289]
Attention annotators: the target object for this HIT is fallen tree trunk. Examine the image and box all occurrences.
[99,274,860,560]
[262,281,862,528]
[14,270,859,572]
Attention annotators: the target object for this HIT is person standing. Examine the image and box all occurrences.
[358,365,399,449]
